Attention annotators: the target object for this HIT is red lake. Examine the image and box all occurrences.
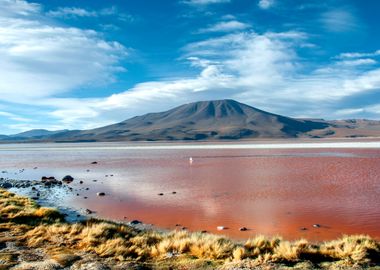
[1,141,379,241]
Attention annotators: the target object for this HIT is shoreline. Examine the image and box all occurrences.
[0,188,379,269]
[1,137,380,150]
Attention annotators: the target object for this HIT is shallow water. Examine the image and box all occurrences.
[1,141,380,240]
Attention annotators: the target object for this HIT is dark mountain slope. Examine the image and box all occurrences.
[56,99,329,141]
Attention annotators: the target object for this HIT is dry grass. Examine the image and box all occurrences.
[1,189,379,269]
[0,189,64,225]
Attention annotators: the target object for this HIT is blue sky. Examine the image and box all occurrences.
[1,0,380,134]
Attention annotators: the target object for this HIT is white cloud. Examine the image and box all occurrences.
[335,108,365,116]
[47,7,98,18]
[198,20,251,33]
[258,0,274,10]
[337,50,380,59]
[183,0,230,5]
[0,111,30,122]
[221,14,235,20]
[46,6,136,22]
[320,9,358,32]
[337,58,377,67]
[47,6,122,19]
[0,0,40,16]
[0,0,128,103]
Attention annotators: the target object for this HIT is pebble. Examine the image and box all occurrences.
[62,175,74,184]
[129,220,142,225]
[239,227,248,231]
[217,226,226,231]
[158,193,164,196]
[91,161,98,164]
[0,182,12,189]
[313,224,321,228]
[96,192,105,196]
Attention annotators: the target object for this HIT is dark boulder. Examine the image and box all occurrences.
[0,182,12,189]
[62,175,74,183]
[129,220,142,225]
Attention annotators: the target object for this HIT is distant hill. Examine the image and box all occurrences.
[10,129,69,138]
[1,100,380,142]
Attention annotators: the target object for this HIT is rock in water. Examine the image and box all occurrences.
[129,220,142,225]
[0,182,12,189]
[62,175,74,183]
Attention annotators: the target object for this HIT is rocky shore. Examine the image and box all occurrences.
[0,174,152,231]
[0,175,86,223]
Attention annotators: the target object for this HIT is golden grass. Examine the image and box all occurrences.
[1,188,379,269]
[0,189,63,225]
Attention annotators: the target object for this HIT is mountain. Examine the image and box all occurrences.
[1,100,380,142]
[41,99,331,141]
[10,129,69,138]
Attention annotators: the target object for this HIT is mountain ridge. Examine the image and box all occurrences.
[1,99,380,142]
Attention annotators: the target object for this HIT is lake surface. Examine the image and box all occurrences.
[1,141,380,241]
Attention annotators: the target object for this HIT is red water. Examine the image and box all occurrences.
[1,143,379,240]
